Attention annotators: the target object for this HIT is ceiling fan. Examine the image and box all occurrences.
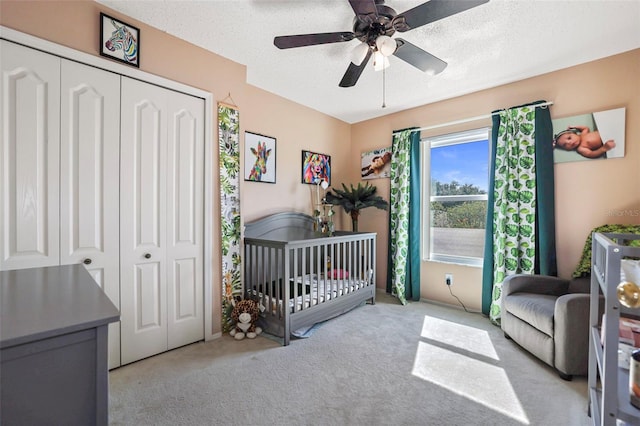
[274,0,489,87]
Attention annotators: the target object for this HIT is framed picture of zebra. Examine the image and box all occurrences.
[244,131,276,184]
[100,13,140,68]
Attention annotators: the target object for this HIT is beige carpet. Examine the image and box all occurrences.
[109,292,590,426]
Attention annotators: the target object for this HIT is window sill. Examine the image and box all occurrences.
[424,257,483,268]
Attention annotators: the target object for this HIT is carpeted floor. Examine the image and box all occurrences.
[109,292,590,426]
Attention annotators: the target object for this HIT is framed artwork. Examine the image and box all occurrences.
[301,150,331,185]
[100,13,140,67]
[361,146,392,180]
[552,107,626,163]
[244,132,276,183]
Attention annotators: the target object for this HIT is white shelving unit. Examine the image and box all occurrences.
[588,232,640,426]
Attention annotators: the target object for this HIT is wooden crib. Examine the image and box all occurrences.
[243,212,376,345]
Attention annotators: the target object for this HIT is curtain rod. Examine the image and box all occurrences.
[392,101,554,135]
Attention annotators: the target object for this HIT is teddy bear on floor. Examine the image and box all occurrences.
[229,298,262,340]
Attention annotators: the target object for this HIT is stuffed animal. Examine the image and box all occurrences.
[229,298,262,340]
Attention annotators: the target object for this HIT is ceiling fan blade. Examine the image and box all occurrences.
[339,48,373,88]
[393,38,447,75]
[274,32,355,49]
[349,0,379,23]
[394,0,489,32]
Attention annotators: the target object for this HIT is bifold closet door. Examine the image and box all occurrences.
[120,77,204,365]
[165,89,204,351]
[59,59,121,369]
[0,41,60,271]
[120,77,169,364]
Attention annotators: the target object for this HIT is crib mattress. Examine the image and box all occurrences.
[253,275,369,314]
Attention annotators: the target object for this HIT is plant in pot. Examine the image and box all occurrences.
[325,182,388,232]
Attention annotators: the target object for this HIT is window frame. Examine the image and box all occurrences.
[421,128,490,266]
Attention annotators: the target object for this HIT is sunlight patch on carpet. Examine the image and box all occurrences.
[413,317,529,424]
[420,316,499,361]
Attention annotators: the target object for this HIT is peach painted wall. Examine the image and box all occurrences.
[2,1,638,315]
[0,0,351,334]
[351,49,640,311]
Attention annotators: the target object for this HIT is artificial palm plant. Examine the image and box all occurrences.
[325,182,388,232]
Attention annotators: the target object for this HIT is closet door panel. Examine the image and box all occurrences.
[59,59,121,368]
[135,262,163,328]
[120,77,168,364]
[166,91,204,349]
[0,41,60,271]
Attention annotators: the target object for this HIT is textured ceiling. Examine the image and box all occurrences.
[97,0,640,124]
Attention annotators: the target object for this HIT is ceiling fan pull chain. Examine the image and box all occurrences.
[382,65,386,109]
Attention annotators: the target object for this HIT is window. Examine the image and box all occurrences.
[422,128,489,266]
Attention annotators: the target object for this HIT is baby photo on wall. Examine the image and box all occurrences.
[361,147,392,179]
[552,107,626,163]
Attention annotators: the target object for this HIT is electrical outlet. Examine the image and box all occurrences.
[445,273,453,286]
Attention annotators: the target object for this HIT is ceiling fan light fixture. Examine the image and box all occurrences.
[375,35,396,57]
[273,0,489,87]
[350,42,370,65]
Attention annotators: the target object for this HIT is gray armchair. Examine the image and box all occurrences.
[500,274,599,380]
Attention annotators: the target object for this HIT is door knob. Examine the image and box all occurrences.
[83,258,92,265]
[144,253,151,259]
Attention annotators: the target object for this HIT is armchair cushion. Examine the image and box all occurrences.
[503,293,556,336]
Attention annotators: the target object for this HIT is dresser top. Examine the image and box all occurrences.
[0,264,120,348]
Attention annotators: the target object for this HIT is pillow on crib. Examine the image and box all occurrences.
[621,259,640,285]
[330,269,349,279]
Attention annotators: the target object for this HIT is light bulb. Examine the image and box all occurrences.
[376,35,396,57]
[350,42,369,65]
[373,51,390,71]
[617,281,640,308]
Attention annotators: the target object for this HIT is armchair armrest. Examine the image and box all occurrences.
[502,274,570,298]
[553,293,603,375]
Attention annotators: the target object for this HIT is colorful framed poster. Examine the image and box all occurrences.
[99,13,140,67]
[301,150,331,185]
[244,132,276,183]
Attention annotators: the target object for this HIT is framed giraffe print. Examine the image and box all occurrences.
[244,131,276,184]
[100,13,140,68]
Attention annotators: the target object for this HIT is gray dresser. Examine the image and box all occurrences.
[1,265,120,425]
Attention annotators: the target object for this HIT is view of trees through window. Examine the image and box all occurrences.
[425,132,489,264]
[430,180,487,229]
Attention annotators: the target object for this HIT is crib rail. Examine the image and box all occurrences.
[244,231,376,344]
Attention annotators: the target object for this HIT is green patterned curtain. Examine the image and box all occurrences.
[218,104,242,332]
[481,101,556,323]
[387,128,421,305]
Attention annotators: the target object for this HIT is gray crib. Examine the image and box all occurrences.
[244,212,376,345]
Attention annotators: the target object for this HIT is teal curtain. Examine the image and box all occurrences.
[387,128,421,304]
[481,101,556,321]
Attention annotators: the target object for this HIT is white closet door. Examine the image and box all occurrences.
[60,59,121,368]
[120,77,168,364]
[166,90,204,350]
[0,41,60,271]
